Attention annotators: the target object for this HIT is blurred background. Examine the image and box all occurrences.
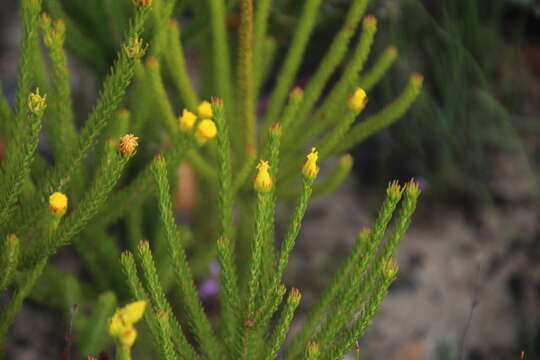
[1,0,539,359]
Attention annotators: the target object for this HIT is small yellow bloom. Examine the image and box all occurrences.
[289,287,302,304]
[411,72,424,87]
[40,13,52,28]
[28,88,47,114]
[109,301,146,334]
[405,179,421,198]
[302,147,319,179]
[49,192,68,215]
[347,88,367,112]
[197,101,213,118]
[179,109,197,131]
[124,36,146,58]
[386,180,402,200]
[119,134,139,156]
[195,119,217,142]
[253,160,272,192]
[363,14,377,27]
[109,300,146,346]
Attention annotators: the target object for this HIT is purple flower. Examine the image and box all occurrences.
[198,279,219,300]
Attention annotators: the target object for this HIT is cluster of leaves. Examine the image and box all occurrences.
[0,0,422,358]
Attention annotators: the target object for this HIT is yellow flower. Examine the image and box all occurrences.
[289,287,302,304]
[302,147,319,179]
[195,119,217,143]
[347,88,367,112]
[179,109,197,131]
[363,14,377,27]
[386,180,402,200]
[197,101,213,118]
[109,300,146,343]
[49,192,68,215]
[119,134,139,156]
[124,36,146,58]
[28,88,47,114]
[253,160,272,192]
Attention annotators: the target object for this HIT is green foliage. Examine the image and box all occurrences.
[361,0,538,202]
[0,0,423,358]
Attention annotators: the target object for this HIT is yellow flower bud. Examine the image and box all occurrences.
[289,287,302,304]
[109,300,146,347]
[405,179,421,198]
[28,88,47,114]
[307,341,320,358]
[348,88,367,112]
[253,160,272,192]
[124,37,146,58]
[40,13,52,30]
[133,0,152,7]
[291,86,304,101]
[119,134,139,156]
[49,192,68,215]
[386,180,402,200]
[302,147,319,179]
[411,72,424,88]
[197,101,213,118]
[363,14,377,27]
[386,45,398,57]
[195,119,217,143]
[179,109,197,131]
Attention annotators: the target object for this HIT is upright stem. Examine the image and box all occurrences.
[237,0,256,148]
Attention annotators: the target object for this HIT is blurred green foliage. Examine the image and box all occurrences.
[362,0,539,206]
[275,0,539,207]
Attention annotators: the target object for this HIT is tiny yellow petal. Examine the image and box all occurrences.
[348,88,367,112]
[109,313,124,337]
[179,109,197,131]
[49,192,68,215]
[195,119,217,142]
[302,147,319,179]
[197,101,213,118]
[118,300,146,325]
[254,160,272,192]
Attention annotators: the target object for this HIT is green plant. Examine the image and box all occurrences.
[350,0,539,205]
[0,0,422,358]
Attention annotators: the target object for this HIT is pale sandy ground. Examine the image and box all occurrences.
[287,149,539,360]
